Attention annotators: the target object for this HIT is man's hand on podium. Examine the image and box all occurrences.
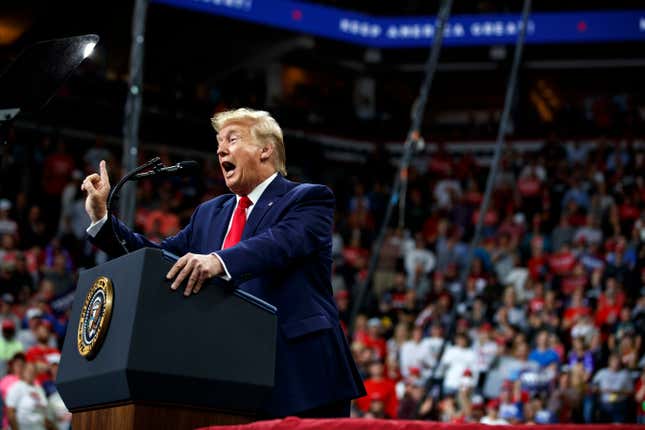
[81,159,110,222]
[166,253,223,296]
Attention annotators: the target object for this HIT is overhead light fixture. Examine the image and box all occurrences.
[83,41,97,59]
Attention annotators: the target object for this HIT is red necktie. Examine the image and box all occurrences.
[222,196,253,249]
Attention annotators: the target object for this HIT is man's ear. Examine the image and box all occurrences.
[260,143,274,162]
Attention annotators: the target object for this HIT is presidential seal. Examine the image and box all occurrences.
[77,276,114,359]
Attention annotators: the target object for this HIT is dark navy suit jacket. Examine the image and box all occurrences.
[90,174,365,416]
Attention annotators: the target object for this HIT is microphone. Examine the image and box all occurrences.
[132,160,199,180]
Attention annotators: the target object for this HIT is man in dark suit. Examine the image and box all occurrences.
[81,108,365,417]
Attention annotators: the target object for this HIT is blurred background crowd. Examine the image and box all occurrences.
[1,0,644,428]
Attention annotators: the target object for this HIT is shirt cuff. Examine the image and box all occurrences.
[211,252,232,281]
[86,215,108,237]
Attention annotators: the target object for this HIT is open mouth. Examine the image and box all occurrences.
[221,161,236,178]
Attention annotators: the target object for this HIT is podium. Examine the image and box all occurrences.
[57,248,277,430]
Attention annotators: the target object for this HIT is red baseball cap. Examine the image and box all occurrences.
[1,320,15,330]
[487,399,500,409]
[335,290,349,299]
[479,322,493,332]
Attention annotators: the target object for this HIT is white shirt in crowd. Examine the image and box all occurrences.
[404,248,435,290]
[5,380,50,430]
[481,416,509,425]
[399,338,435,379]
[592,367,633,403]
[439,345,477,392]
[473,339,499,373]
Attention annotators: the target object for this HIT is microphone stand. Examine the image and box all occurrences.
[106,157,163,255]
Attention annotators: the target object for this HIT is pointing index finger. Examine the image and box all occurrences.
[99,160,110,185]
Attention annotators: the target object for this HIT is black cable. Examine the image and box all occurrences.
[106,156,162,255]
[425,0,533,399]
[348,0,454,336]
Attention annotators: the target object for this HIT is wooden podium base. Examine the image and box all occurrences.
[72,402,254,430]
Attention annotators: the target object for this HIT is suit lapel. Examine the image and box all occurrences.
[242,174,290,240]
[210,196,236,251]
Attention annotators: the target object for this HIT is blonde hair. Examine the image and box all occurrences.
[211,108,286,175]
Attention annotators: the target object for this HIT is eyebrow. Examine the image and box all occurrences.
[220,128,243,141]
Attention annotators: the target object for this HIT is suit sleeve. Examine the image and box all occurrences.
[214,184,334,285]
[89,206,200,258]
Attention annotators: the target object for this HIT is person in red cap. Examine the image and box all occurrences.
[481,398,508,425]
[355,358,398,418]
[0,319,23,363]
[24,320,60,385]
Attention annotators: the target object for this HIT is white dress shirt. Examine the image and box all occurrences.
[86,172,279,280]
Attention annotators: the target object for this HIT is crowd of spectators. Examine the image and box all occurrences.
[0,121,643,427]
[334,137,645,423]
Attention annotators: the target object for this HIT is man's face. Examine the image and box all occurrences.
[36,324,50,343]
[217,121,266,195]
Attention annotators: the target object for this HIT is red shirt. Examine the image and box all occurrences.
[619,203,640,221]
[42,153,75,195]
[472,209,499,226]
[528,255,549,280]
[561,275,588,294]
[518,177,541,197]
[563,306,590,325]
[598,292,625,309]
[342,246,368,268]
[363,335,387,360]
[356,378,398,418]
[549,251,576,276]
[595,304,622,327]
[636,379,645,417]
[529,297,545,314]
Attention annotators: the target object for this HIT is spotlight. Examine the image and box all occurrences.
[83,42,96,59]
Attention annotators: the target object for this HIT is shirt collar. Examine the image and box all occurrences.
[237,172,278,206]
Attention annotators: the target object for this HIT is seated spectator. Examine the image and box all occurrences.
[0,294,20,331]
[404,234,435,295]
[548,368,584,423]
[635,367,645,424]
[574,214,603,247]
[0,199,17,237]
[570,314,598,346]
[25,320,60,385]
[495,287,526,330]
[563,290,591,329]
[356,358,398,418]
[532,396,556,424]
[551,216,575,253]
[568,337,595,379]
[549,243,577,277]
[0,320,23,372]
[480,399,508,425]
[6,361,54,430]
[439,333,477,395]
[362,318,387,360]
[397,377,434,420]
[399,325,434,379]
[509,341,550,396]
[0,353,26,429]
[592,354,634,423]
[529,330,560,368]
[473,323,499,387]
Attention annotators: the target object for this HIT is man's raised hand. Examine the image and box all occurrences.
[81,160,111,223]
